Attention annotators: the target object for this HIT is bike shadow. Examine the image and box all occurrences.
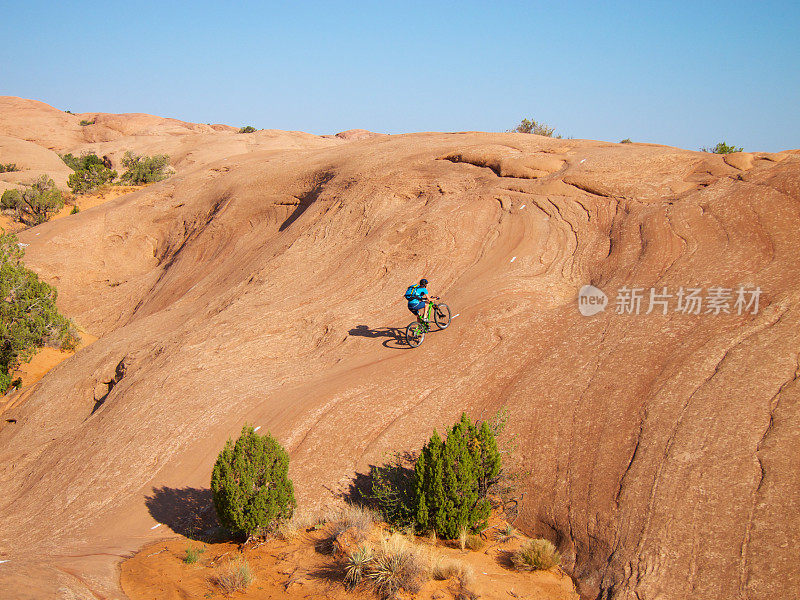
[349,323,443,349]
[348,325,408,349]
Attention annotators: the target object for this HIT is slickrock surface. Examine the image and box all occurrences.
[0,98,798,599]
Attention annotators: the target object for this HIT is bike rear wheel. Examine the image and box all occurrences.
[434,303,451,329]
[406,322,426,347]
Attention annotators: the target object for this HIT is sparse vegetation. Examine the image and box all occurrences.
[702,141,743,154]
[79,119,96,126]
[70,205,80,214]
[512,118,559,138]
[0,163,20,173]
[369,451,417,528]
[495,523,517,543]
[511,538,561,571]
[336,532,479,598]
[620,138,632,144]
[213,555,253,593]
[61,153,117,194]
[1,232,77,394]
[239,125,257,133]
[1,175,65,225]
[210,425,296,538]
[119,151,171,185]
[184,545,205,564]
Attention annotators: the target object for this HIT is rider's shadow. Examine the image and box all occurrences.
[348,325,407,349]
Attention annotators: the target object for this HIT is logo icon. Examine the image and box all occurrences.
[578,285,607,316]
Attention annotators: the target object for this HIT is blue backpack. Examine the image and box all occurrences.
[404,284,421,300]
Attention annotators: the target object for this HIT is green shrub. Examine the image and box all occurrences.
[1,232,77,395]
[239,125,257,133]
[184,544,205,564]
[1,176,65,225]
[119,151,170,185]
[211,425,296,538]
[60,152,104,172]
[620,138,632,144]
[0,371,11,394]
[0,163,20,173]
[70,205,80,214]
[79,119,95,126]
[67,165,117,194]
[702,141,743,154]
[412,413,500,539]
[513,118,557,137]
[368,414,504,537]
[511,538,561,571]
[61,153,117,194]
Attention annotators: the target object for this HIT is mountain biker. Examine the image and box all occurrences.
[406,278,429,323]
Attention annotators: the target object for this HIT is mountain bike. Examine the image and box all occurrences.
[406,297,451,348]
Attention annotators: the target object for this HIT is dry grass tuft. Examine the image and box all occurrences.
[333,503,378,535]
[458,527,468,551]
[213,555,253,593]
[366,533,429,598]
[275,519,299,540]
[464,534,484,551]
[431,554,474,587]
[321,503,379,554]
[511,538,561,571]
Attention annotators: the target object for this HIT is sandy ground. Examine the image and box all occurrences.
[0,331,97,419]
[1,184,145,233]
[121,528,577,600]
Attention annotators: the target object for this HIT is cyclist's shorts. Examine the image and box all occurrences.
[408,300,426,313]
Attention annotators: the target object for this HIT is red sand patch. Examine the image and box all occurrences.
[121,529,578,600]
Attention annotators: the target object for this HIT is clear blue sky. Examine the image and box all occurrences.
[1,1,798,151]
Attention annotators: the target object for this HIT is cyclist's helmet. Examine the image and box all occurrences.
[420,278,428,286]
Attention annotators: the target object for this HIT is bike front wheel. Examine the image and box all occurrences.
[406,322,426,347]
[434,303,451,329]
